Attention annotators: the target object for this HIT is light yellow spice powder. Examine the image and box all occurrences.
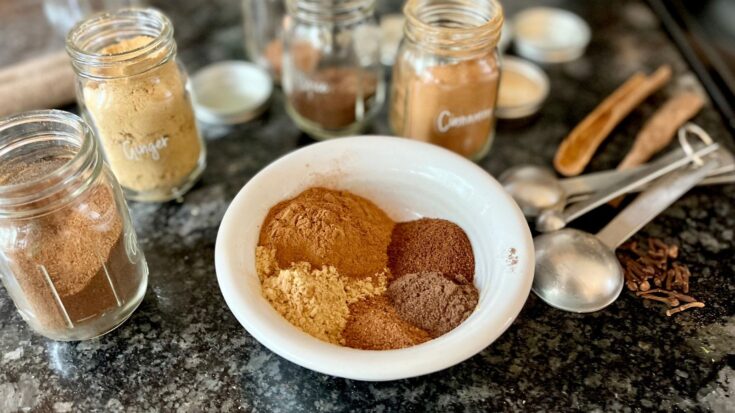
[83,36,202,193]
[262,262,350,344]
[256,246,388,344]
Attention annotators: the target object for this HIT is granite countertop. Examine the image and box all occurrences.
[0,0,733,411]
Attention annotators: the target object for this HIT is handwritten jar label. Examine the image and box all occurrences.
[122,136,169,161]
[295,75,330,94]
[436,109,494,133]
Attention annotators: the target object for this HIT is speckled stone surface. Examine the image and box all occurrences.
[1,0,734,412]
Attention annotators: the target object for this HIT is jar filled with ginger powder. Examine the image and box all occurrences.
[390,0,503,160]
[66,8,205,202]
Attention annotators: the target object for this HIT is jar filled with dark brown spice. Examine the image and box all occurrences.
[282,0,385,139]
[0,110,148,341]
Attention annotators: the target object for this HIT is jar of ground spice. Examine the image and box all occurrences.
[0,110,148,341]
[66,8,206,202]
[282,0,385,139]
[390,0,504,160]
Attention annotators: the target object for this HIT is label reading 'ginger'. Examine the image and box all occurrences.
[122,136,169,161]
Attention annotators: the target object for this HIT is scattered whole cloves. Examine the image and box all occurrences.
[617,238,704,316]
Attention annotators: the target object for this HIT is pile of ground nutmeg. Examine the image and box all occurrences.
[255,187,479,349]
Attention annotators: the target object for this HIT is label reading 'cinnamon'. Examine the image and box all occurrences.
[435,108,494,133]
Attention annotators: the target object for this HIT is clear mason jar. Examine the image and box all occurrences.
[0,110,148,341]
[43,0,144,37]
[390,0,503,160]
[66,8,206,202]
[283,0,385,139]
[242,0,286,82]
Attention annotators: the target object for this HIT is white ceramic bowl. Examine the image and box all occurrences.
[215,136,534,381]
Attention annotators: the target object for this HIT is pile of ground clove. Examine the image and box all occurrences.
[616,238,704,316]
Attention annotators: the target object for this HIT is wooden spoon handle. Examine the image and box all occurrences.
[0,51,76,117]
[554,65,672,177]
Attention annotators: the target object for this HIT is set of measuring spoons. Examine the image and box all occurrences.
[500,124,734,313]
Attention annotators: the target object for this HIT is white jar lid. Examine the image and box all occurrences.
[512,7,591,64]
[191,61,273,125]
[496,56,550,119]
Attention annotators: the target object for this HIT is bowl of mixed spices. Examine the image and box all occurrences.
[215,136,534,381]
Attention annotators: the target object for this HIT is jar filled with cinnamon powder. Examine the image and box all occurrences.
[0,110,148,341]
[66,8,206,202]
[282,0,385,139]
[390,0,503,160]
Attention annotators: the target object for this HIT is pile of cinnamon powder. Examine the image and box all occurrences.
[255,188,479,349]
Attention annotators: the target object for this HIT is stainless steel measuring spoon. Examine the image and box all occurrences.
[532,148,724,313]
[565,157,735,204]
[501,125,729,218]
[535,124,726,232]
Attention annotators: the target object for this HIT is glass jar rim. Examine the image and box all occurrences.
[403,0,504,53]
[0,110,101,218]
[287,0,376,24]
[65,7,175,79]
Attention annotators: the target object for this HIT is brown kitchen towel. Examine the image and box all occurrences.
[0,50,75,117]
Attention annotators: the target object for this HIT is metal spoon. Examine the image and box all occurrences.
[500,142,724,219]
[532,149,723,313]
[566,160,735,204]
[535,144,725,232]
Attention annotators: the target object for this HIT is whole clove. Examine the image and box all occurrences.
[666,302,705,317]
[616,238,704,316]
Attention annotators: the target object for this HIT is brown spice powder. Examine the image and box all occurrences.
[390,54,500,158]
[256,190,479,349]
[289,68,378,130]
[388,218,475,281]
[0,158,70,186]
[343,295,431,350]
[1,161,127,331]
[387,272,479,338]
[259,187,394,279]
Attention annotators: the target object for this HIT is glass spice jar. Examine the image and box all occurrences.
[390,0,504,160]
[43,0,144,37]
[242,0,287,82]
[0,110,148,341]
[66,8,206,202]
[282,0,385,139]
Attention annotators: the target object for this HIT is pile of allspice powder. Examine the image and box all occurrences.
[256,187,479,350]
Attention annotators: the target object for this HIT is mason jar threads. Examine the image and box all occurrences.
[242,0,287,81]
[390,0,504,160]
[0,110,148,341]
[66,8,206,202]
[283,0,385,139]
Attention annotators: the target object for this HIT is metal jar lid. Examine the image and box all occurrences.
[191,61,273,125]
[512,7,591,64]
